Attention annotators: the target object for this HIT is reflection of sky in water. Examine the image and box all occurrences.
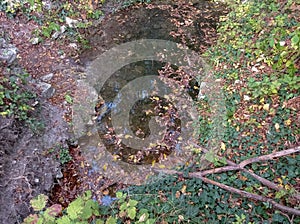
[101,195,117,206]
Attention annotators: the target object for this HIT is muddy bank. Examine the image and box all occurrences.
[0,42,71,223]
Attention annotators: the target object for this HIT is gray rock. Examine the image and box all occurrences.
[40,73,54,82]
[0,46,17,65]
[36,81,56,99]
[0,38,6,48]
[56,169,63,179]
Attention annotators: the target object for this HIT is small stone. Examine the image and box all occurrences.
[0,38,6,48]
[52,31,60,39]
[56,169,63,179]
[36,81,55,99]
[60,25,66,33]
[69,43,77,49]
[0,46,17,65]
[251,66,258,72]
[234,80,242,85]
[40,73,54,82]
[66,17,79,28]
[279,41,285,46]
[244,95,251,101]
[30,37,40,45]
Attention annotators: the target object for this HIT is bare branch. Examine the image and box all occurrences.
[196,144,300,200]
[239,146,300,168]
[153,146,300,215]
[191,173,300,216]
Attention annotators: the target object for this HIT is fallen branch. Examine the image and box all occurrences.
[239,146,300,168]
[153,146,300,216]
[190,173,300,216]
[197,145,300,201]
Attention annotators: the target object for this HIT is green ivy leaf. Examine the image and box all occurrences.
[67,197,84,220]
[56,215,71,224]
[81,206,93,220]
[116,191,124,199]
[291,34,299,47]
[106,216,117,224]
[128,199,138,207]
[65,94,73,104]
[120,202,127,211]
[127,207,136,220]
[82,190,92,201]
[269,37,275,48]
[146,219,156,224]
[30,194,48,211]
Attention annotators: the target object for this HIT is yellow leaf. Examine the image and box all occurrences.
[125,134,132,139]
[285,184,291,190]
[103,164,107,171]
[152,96,159,101]
[284,119,291,126]
[181,185,187,194]
[263,104,269,111]
[152,160,156,167]
[113,155,119,161]
[221,142,226,151]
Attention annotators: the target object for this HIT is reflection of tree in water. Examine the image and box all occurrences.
[95,60,199,165]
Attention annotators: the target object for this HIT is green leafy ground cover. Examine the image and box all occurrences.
[1,0,299,223]
[107,0,299,222]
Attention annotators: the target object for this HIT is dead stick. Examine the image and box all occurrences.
[239,146,300,168]
[190,173,300,216]
[198,145,300,199]
[153,168,300,216]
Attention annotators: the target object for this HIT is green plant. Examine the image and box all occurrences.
[41,22,60,38]
[59,146,72,165]
[122,0,151,8]
[0,0,42,15]
[23,191,157,224]
[0,73,35,118]
[23,191,101,224]
[115,192,155,223]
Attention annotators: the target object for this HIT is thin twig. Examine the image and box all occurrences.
[239,146,300,168]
